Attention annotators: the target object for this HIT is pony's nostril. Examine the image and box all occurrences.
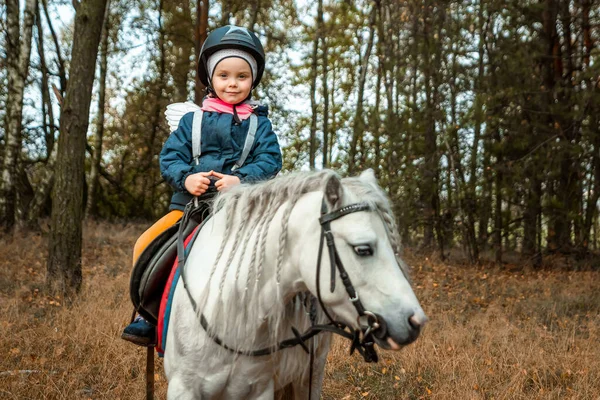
[408,312,427,331]
[373,313,388,340]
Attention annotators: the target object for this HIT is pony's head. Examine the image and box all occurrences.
[289,170,427,349]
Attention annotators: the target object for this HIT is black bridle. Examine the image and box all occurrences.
[314,200,386,362]
[178,197,387,363]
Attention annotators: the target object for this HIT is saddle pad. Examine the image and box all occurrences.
[156,226,200,356]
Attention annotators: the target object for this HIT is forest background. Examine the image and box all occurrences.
[3,0,600,273]
[2,1,600,398]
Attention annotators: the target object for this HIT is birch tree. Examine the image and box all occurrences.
[1,0,37,231]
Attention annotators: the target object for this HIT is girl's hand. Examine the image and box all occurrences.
[184,171,213,195]
[211,171,241,192]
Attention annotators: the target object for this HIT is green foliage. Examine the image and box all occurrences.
[16,0,600,259]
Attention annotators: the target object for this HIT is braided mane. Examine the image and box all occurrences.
[194,169,406,358]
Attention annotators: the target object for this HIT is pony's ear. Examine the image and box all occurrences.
[359,169,378,185]
[324,174,343,210]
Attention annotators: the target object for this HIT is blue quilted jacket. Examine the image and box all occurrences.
[160,105,282,210]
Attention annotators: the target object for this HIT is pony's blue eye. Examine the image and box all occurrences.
[354,245,373,256]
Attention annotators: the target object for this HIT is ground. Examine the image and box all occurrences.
[1,222,598,399]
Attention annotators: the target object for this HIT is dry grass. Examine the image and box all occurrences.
[1,222,598,399]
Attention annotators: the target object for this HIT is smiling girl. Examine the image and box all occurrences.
[122,25,282,345]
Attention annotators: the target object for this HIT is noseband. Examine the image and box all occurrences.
[179,197,387,363]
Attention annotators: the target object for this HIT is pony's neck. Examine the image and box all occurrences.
[253,238,304,322]
[202,189,322,349]
[243,196,318,338]
[254,192,323,316]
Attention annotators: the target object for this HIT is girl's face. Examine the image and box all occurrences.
[211,57,253,105]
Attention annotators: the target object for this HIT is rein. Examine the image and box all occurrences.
[177,196,387,392]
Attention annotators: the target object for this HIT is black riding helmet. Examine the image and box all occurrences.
[198,25,265,89]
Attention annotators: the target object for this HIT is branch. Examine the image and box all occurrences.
[85,144,138,202]
[51,83,63,106]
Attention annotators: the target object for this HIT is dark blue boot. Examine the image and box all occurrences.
[122,316,156,346]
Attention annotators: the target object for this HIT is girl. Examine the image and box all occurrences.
[122,25,282,345]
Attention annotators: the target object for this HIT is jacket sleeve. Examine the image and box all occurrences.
[232,117,282,183]
[159,112,195,192]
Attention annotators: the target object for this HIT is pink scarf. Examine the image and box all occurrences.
[201,97,254,120]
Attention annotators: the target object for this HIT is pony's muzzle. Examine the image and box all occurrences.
[383,310,428,349]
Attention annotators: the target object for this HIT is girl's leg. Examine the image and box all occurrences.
[124,210,184,345]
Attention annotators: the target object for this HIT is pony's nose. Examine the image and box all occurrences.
[408,311,428,335]
[387,310,427,347]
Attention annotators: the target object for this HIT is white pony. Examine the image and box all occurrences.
[164,170,427,400]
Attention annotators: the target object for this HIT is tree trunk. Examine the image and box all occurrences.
[465,2,489,262]
[373,56,382,170]
[194,0,208,104]
[523,170,542,258]
[249,0,260,31]
[581,0,598,250]
[220,0,232,26]
[328,66,337,167]
[348,6,376,174]
[421,0,439,250]
[41,0,66,96]
[581,0,592,67]
[1,0,37,231]
[478,132,492,248]
[553,0,579,252]
[541,0,563,252]
[308,0,323,169]
[141,0,166,215]
[86,0,111,218]
[170,0,192,102]
[47,0,108,297]
[36,1,55,161]
[25,3,58,228]
[582,115,600,250]
[321,37,329,169]
[493,132,503,264]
